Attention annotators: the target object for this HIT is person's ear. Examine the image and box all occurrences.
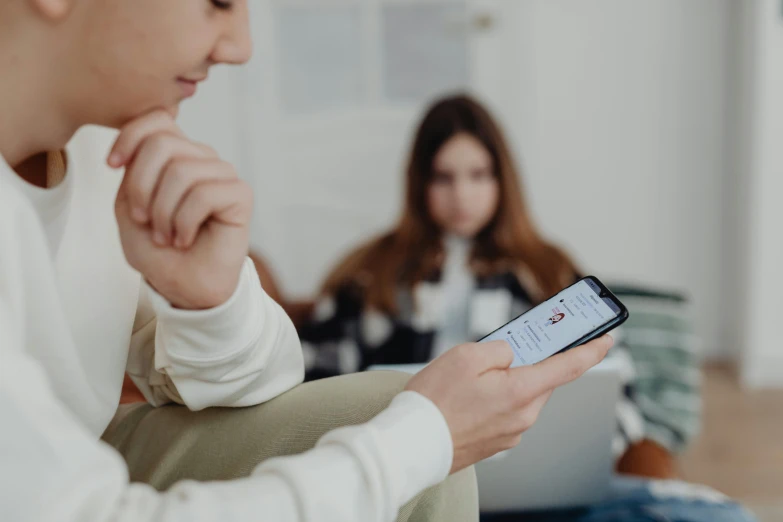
[28,0,73,21]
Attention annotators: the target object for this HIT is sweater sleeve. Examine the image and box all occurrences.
[126,258,305,410]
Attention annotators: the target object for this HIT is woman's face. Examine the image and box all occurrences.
[427,133,500,238]
[63,0,252,128]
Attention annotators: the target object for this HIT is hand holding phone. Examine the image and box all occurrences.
[406,335,614,474]
[405,276,624,475]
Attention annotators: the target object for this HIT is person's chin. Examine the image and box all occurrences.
[448,225,479,239]
[110,103,181,129]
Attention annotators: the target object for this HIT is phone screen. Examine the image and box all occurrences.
[481,278,623,367]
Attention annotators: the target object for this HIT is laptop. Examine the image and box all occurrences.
[366,358,622,512]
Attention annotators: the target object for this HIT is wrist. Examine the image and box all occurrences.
[147,269,241,310]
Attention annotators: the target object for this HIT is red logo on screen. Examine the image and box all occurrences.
[546,313,566,326]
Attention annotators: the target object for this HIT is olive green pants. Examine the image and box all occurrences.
[102,371,478,522]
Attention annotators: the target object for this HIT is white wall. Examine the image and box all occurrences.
[180,0,735,359]
[178,66,245,172]
[737,0,783,388]
[489,1,732,358]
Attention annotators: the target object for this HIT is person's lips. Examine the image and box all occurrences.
[176,76,207,98]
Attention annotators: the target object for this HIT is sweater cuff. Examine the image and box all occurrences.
[146,258,262,361]
[321,390,453,507]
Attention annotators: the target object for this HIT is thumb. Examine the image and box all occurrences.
[508,335,613,398]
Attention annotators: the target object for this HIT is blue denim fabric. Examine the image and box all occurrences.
[481,476,757,522]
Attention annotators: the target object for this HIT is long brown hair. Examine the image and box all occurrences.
[322,94,578,313]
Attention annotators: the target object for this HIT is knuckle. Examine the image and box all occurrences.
[118,129,143,151]
[198,142,218,156]
[506,409,537,434]
[452,343,471,359]
[520,409,539,430]
[238,180,254,205]
[191,185,210,207]
[225,163,240,179]
[502,435,522,451]
[168,161,190,185]
[217,161,238,181]
[146,133,173,155]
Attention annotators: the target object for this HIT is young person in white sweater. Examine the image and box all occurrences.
[0,2,614,522]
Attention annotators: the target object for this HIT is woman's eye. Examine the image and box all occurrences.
[432,172,452,185]
[211,0,233,11]
[471,168,492,181]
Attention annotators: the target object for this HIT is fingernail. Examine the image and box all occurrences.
[131,207,148,223]
[174,236,186,249]
[153,231,167,246]
[108,153,122,167]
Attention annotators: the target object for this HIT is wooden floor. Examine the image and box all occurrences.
[678,364,783,521]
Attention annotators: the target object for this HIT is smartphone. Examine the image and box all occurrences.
[480,275,628,367]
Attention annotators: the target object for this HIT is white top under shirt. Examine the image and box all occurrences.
[431,235,475,359]
[0,129,452,522]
